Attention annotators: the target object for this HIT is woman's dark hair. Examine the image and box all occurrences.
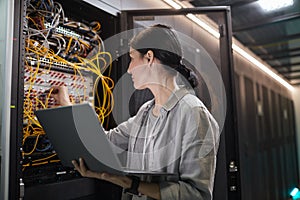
[130,24,198,88]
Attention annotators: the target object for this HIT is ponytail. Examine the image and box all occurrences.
[174,62,198,88]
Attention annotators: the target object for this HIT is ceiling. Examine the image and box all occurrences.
[189,0,300,86]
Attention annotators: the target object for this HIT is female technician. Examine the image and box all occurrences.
[52,24,219,200]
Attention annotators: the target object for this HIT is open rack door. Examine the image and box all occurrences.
[120,8,240,200]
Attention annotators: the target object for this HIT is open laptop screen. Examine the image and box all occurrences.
[35,103,124,175]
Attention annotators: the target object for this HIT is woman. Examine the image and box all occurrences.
[52,24,219,200]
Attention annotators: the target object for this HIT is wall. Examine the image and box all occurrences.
[234,50,297,200]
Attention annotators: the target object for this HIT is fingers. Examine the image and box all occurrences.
[48,85,63,94]
[72,159,82,175]
[72,159,80,171]
[79,157,88,172]
[49,86,66,97]
[72,158,93,178]
[47,85,72,106]
[72,158,87,173]
[71,158,132,189]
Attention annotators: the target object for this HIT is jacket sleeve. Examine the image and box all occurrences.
[105,116,136,151]
[105,100,153,151]
[159,106,220,200]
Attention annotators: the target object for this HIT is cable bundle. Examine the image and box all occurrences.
[22,0,114,169]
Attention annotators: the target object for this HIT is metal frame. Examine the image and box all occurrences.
[273,62,300,68]
[120,7,241,200]
[262,52,300,61]
[292,82,300,86]
[193,0,257,8]
[7,0,25,199]
[281,69,300,75]
[0,0,16,199]
[245,32,300,47]
[233,11,300,33]
[286,75,300,80]
[257,46,300,57]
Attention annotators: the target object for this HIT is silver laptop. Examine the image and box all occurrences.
[35,103,173,176]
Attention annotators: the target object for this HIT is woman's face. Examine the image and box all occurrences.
[127,47,149,89]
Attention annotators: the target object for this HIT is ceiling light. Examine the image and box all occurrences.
[186,14,220,39]
[163,0,182,9]
[258,0,294,11]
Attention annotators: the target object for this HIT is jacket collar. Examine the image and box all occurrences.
[162,86,191,111]
[144,86,192,114]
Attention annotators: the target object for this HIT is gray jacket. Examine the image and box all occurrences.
[106,87,220,200]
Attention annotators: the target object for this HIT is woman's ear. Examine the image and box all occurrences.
[145,50,154,66]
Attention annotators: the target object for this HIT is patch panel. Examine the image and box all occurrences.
[44,22,82,38]
[24,65,94,110]
[25,56,75,73]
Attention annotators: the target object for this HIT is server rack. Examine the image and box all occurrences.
[9,0,122,199]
